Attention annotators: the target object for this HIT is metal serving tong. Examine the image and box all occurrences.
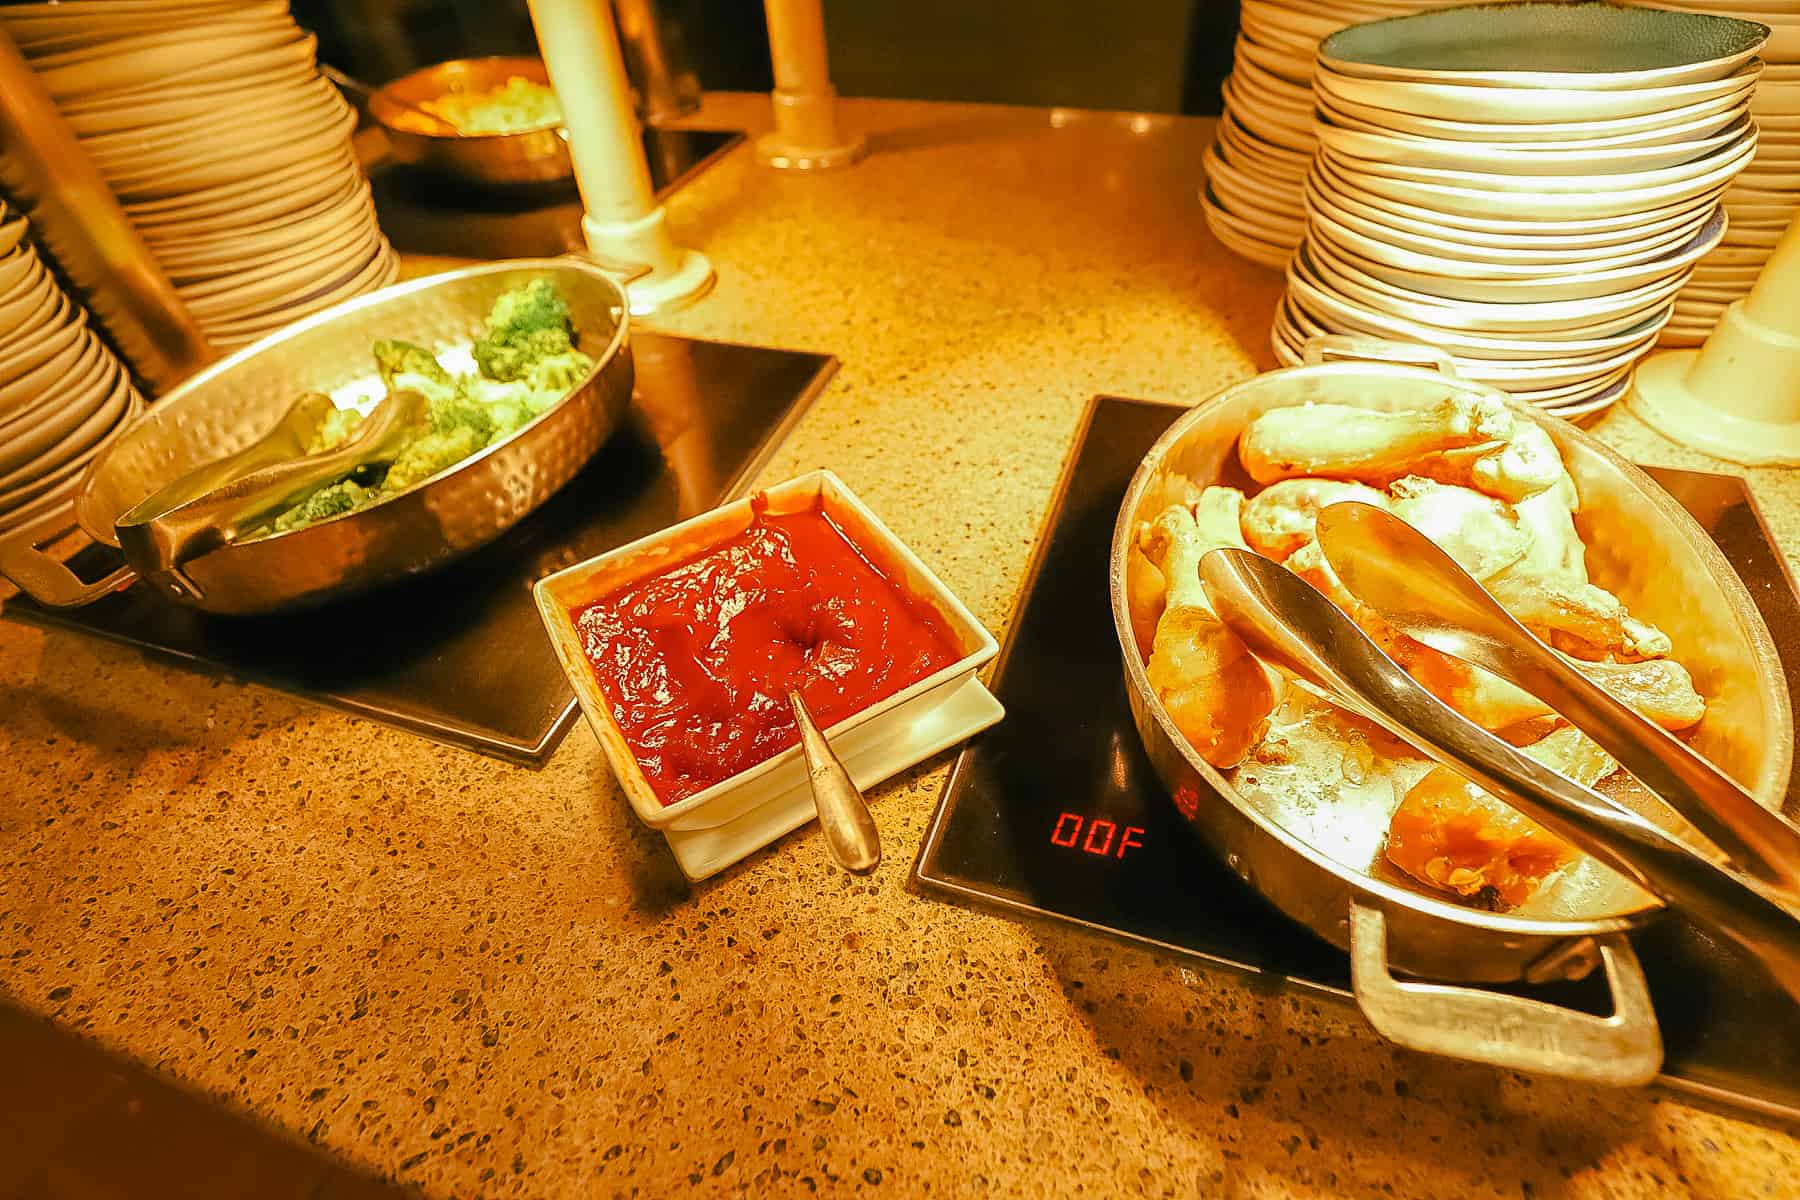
[114,389,428,581]
[1198,548,1800,1005]
[1315,501,1800,904]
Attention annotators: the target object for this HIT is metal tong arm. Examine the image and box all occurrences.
[1317,500,1800,902]
[125,389,427,570]
[1199,548,1800,1005]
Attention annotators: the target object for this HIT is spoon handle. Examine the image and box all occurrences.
[1201,548,1800,1005]
[788,691,881,875]
[1483,640,1800,904]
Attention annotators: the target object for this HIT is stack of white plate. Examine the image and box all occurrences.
[0,202,143,535]
[1279,3,1763,421]
[1643,3,1800,345]
[1206,0,1463,268]
[0,0,397,353]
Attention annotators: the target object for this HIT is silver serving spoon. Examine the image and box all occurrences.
[1198,546,1800,1004]
[788,690,881,875]
[117,392,340,529]
[117,389,429,577]
[1315,500,1800,903]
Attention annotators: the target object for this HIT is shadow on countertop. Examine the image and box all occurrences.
[0,1000,416,1199]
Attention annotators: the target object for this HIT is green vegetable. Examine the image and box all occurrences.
[471,278,576,382]
[261,279,594,535]
[383,424,492,492]
[269,478,375,532]
[523,348,595,406]
[373,339,452,387]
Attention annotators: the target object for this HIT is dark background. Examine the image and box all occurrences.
[292,0,1242,116]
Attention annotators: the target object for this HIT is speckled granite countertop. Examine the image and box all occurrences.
[4,94,1799,1198]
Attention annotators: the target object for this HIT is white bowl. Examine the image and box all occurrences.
[1318,3,1768,91]
[1203,184,1300,258]
[533,469,1003,882]
[1314,59,1759,124]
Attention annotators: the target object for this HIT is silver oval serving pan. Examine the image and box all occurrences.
[0,258,632,614]
[1109,336,1793,1084]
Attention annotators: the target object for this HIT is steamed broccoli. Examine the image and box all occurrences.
[425,389,497,442]
[373,339,452,387]
[472,278,576,382]
[523,348,595,404]
[269,478,375,533]
[383,424,492,491]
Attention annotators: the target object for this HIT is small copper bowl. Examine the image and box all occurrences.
[369,56,572,186]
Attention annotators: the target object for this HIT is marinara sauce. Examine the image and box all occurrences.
[572,497,961,805]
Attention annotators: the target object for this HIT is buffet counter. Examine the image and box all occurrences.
[1,93,1795,1197]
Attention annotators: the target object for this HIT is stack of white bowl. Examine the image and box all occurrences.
[1645,3,1800,344]
[1206,0,1455,268]
[1278,4,1763,421]
[0,0,397,353]
[0,202,143,535]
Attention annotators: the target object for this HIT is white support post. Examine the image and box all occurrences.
[527,0,714,314]
[757,0,865,171]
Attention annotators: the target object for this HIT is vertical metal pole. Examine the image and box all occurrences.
[757,0,865,171]
[527,0,713,313]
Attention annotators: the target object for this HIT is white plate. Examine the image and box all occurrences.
[1314,87,1750,146]
[1204,195,1290,271]
[124,143,359,226]
[1316,115,1751,177]
[1305,163,1720,249]
[1308,210,1724,304]
[1304,195,1714,277]
[1317,4,1768,91]
[34,23,302,99]
[1314,59,1759,124]
[1312,150,1728,232]
[1319,137,1748,220]
[1325,127,1756,193]
[1290,245,1691,335]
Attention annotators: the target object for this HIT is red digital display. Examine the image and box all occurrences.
[1050,812,1145,859]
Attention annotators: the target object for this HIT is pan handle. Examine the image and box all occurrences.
[0,508,136,609]
[1348,902,1662,1087]
[1301,334,1456,376]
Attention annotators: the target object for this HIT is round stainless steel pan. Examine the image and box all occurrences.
[0,258,632,614]
[1109,336,1793,1084]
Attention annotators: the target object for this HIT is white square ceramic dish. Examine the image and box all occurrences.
[534,469,1004,881]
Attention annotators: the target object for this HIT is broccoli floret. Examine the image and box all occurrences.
[524,348,594,398]
[472,279,577,382]
[270,478,374,533]
[484,397,534,444]
[424,388,497,442]
[383,425,491,491]
[373,339,451,388]
[306,405,366,454]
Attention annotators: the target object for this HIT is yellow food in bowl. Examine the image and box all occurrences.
[402,76,563,135]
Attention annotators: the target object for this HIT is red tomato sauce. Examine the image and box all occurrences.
[571,497,963,805]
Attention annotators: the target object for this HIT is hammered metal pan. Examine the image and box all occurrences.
[1109,335,1794,1084]
[0,258,632,614]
